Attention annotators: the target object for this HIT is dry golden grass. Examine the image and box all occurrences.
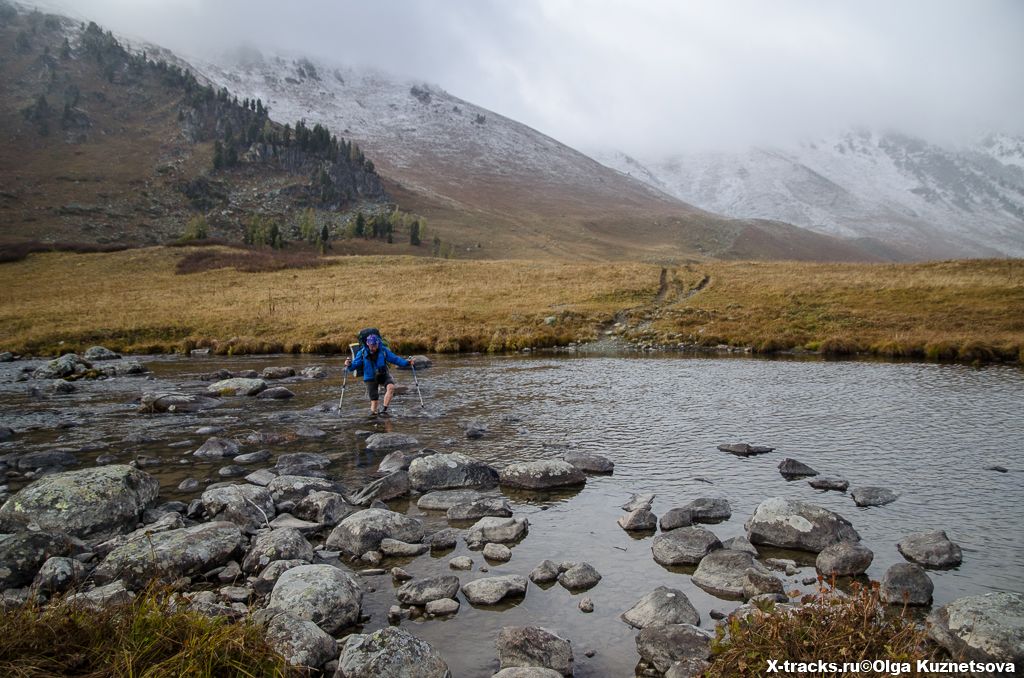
[1,248,1021,363]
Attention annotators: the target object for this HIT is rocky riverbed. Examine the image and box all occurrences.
[1,350,1023,676]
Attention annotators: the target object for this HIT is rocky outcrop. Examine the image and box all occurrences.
[0,465,159,540]
[897,530,962,568]
[267,564,362,634]
[499,460,586,490]
[325,508,424,557]
[621,586,699,629]
[336,627,451,678]
[745,497,860,552]
[927,592,1024,666]
[93,521,246,590]
[496,626,573,676]
[408,453,499,491]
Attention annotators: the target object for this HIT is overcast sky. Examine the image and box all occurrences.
[37,0,1024,154]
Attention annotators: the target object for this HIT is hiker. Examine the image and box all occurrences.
[344,333,411,417]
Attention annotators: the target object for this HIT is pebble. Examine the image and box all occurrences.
[584,649,596,658]
[391,567,414,582]
[579,597,594,613]
[449,556,473,570]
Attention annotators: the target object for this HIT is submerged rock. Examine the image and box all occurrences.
[207,377,267,396]
[562,451,614,473]
[617,508,658,531]
[621,586,699,629]
[778,458,819,478]
[851,486,898,507]
[462,575,528,605]
[418,489,487,511]
[927,592,1024,666]
[682,497,731,523]
[408,453,499,491]
[268,564,362,634]
[500,460,586,490]
[815,541,874,577]
[897,530,963,568]
[257,386,295,400]
[396,576,461,606]
[325,508,424,557]
[808,476,849,492]
[496,626,573,676]
[746,497,860,552]
[465,516,529,547]
[880,563,933,606]
[0,465,159,540]
[93,521,246,590]
[718,443,773,456]
[636,624,712,675]
[139,392,221,413]
[652,527,722,566]
[365,432,420,452]
[336,627,451,678]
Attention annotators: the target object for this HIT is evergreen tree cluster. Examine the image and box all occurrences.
[244,214,283,249]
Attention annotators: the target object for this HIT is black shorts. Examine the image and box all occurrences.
[366,374,396,400]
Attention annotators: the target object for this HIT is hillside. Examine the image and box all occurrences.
[595,130,1024,260]
[189,48,887,262]
[0,6,389,248]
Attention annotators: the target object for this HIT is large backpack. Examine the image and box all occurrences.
[353,328,388,377]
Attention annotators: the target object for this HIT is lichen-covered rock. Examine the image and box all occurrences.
[32,353,90,379]
[408,453,499,491]
[32,556,87,594]
[261,366,296,380]
[652,527,721,566]
[268,475,343,504]
[636,624,712,675]
[462,575,529,605]
[496,626,573,676]
[499,460,586,490]
[293,491,354,526]
[193,437,240,458]
[692,549,771,599]
[268,564,362,634]
[325,508,424,557]
[335,627,451,678]
[264,611,338,669]
[207,377,267,396]
[93,521,246,590]
[0,465,159,540]
[447,497,512,521]
[897,530,962,568]
[816,541,874,576]
[242,528,315,574]
[396,576,461,606]
[622,586,699,629]
[417,489,486,511]
[927,592,1024,666]
[64,580,134,610]
[0,531,74,589]
[84,346,121,361]
[201,484,275,533]
[465,516,529,547]
[745,497,860,552]
[347,471,410,506]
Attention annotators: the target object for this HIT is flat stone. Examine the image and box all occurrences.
[245,469,277,487]
[718,443,773,456]
[380,538,429,557]
[499,460,586,490]
[682,497,731,523]
[808,476,849,492]
[365,432,420,452]
[417,489,486,511]
[447,497,513,521]
[652,526,722,566]
[851,486,898,507]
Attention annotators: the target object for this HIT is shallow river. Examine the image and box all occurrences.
[2,352,1023,676]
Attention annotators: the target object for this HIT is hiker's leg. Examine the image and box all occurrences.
[383,382,396,408]
[367,382,380,413]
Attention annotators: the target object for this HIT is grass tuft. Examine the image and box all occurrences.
[0,586,294,678]
[706,580,941,677]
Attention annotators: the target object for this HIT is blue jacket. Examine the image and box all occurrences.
[348,346,409,381]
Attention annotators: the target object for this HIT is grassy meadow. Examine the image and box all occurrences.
[0,247,1021,364]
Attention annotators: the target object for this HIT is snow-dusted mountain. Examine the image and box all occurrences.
[594,131,1024,259]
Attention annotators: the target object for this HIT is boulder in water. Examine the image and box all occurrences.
[496,626,573,676]
[745,497,860,552]
[499,460,586,490]
[622,586,699,629]
[408,453,499,491]
[207,377,267,396]
[778,458,818,478]
[880,563,933,605]
[242,528,315,574]
[325,508,424,557]
[926,592,1024,666]
[897,530,962,568]
[851,486,898,507]
[815,541,874,576]
[562,451,614,473]
[652,527,722,566]
[396,575,461,606]
[267,563,362,634]
[84,346,121,361]
[336,627,451,678]
[462,575,528,605]
[718,443,773,456]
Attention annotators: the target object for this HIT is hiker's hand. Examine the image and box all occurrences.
[344,358,351,367]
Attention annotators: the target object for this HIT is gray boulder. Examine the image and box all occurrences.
[33,555,87,594]
[558,562,601,591]
[720,536,759,556]
[718,443,773,456]
[493,669,564,678]
[32,353,90,379]
[268,564,362,634]
[242,528,315,574]
[257,559,309,587]
[851,486,898,507]
[897,530,962,568]
[379,449,430,474]
[622,493,655,511]
[927,592,1024,666]
[659,508,693,531]
[447,497,513,521]
[742,568,785,599]
[466,516,529,547]
[264,611,338,669]
[408,453,499,491]
[65,580,134,610]
[380,538,429,557]
[261,366,296,380]
[617,508,657,531]
[365,432,420,452]
[193,437,240,459]
[396,575,461,605]
[746,497,860,552]
[426,598,460,616]
[336,627,451,678]
[84,346,120,361]
[207,377,267,396]
[880,563,933,605]
[483,543,513,562]
[325,508,424,557]
[808,476,849,492]
[816,541,874,576]
[462,575,529,605]
[499,460,586,490]
[235,449,273,465]
[347,471,410,506]
[268,475,343,504]
[621,586,699,629]
[778,458,818,478]
[496,626,573,676]
[93,521,246,590]
[562,452,614,473]
[418,489,486,511]
[300,366,328,379]
[275,452,331,477]
[636,624,712,674]
[0,465,159,540]
[692,549,770,599]
[427,528,461,551]
[201,484,275,533]
[529,560,560,584]
[94,512,184,558]
[0,531,73,589]
[652,527,721,566]
[682,497,731,523]
[257,386,295,400]
[138,392,220,413]
[293,491,354,526]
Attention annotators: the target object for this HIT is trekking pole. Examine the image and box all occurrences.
[410,360,425,408]
[338,343,359,413]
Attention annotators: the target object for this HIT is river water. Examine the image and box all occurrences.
[2,352,1023,676]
